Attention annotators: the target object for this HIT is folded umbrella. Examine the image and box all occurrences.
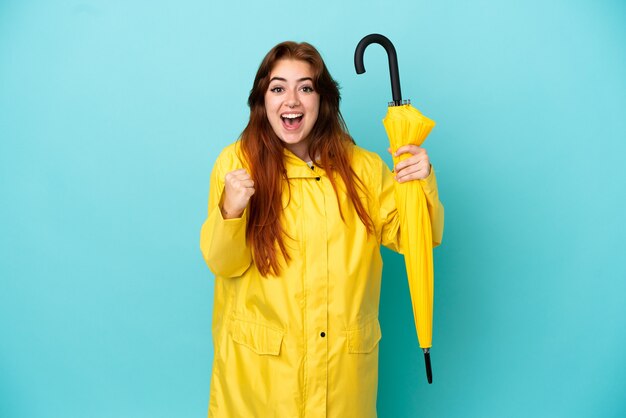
[355,33,436,384]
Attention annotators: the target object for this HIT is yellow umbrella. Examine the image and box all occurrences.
[355,34,437,383]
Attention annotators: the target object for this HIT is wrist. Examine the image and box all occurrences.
[220,203,244,219]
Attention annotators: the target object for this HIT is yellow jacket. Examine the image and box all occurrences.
[200,142,444,418]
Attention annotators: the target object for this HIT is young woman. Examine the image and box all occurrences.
[200,41,444,418]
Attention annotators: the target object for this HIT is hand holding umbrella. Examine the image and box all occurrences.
[355,33,437,384]
[392,144,431,183]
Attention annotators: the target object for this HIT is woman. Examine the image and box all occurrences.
[200,41,444,418]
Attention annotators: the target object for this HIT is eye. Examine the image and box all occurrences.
[269,86,284,93]
[301,86,315,93]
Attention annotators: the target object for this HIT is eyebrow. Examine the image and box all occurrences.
[269,76,313,83]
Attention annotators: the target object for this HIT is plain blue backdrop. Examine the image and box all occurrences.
[1,1,625,417]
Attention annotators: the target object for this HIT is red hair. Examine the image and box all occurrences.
[240,41,374,276]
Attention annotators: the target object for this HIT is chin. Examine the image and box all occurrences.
[280,136,305,145]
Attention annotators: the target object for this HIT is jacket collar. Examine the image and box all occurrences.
[283,148,324,179]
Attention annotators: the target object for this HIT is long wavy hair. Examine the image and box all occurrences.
[240,41,374,276]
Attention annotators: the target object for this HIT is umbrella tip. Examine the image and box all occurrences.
[423,349,433,384]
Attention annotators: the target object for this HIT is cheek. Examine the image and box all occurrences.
[313,109,320,126]
[264,95,278,113]
[264,101,278,123]
[308,99,320,123]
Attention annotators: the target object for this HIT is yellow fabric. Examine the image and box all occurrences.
[383,104,437,349]
[200,141,444,418]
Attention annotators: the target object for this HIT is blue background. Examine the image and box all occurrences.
[1,1,625,417]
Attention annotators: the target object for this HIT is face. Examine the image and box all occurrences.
[264,59,320,160]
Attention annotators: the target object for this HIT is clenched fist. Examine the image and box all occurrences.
[221,169,255,219]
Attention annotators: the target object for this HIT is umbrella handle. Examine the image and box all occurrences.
[354,33,403,105]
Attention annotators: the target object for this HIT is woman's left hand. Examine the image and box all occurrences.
[389,145,431,182]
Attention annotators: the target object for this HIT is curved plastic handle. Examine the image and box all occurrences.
[354,33,402,105]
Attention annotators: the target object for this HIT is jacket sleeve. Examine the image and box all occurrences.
[378,162,402,253]
[379,162,445,252]
[199,153,252,278]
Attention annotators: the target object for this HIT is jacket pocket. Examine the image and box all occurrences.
[230,318,284,356]
[347,317,382,354]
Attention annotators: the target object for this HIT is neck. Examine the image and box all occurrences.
[285,143,310,162]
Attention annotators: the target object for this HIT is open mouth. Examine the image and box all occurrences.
[281,113,303,130]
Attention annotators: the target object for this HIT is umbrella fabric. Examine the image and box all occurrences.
[383,103,436,349]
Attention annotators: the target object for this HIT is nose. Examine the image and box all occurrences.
[285,89,300,108]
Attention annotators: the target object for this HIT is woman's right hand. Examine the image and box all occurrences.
[221,169,255,219]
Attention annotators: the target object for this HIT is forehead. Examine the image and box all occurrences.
[269,59,314,80]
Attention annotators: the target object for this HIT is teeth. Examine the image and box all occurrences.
[282,113,303,119]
